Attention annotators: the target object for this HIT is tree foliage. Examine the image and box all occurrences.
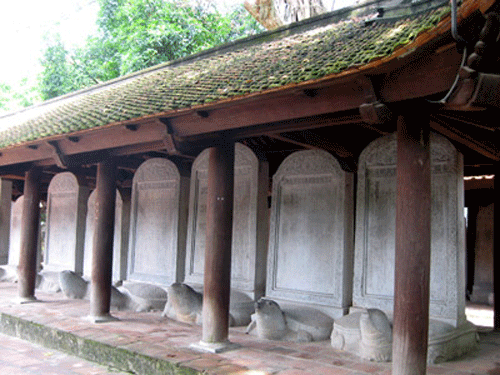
[39,35,90,100]
[37,0,263,100]
[0,79,40,114]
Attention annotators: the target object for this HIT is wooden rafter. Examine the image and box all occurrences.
[430,117,500,161]
[435,113,497,131]
[272,130,354,159]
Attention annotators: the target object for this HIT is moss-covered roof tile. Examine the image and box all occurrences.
[0,2,452,148]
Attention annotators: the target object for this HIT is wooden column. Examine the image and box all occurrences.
[494,160,500,330]
[0,178,12,265]
[17,168,42,302]
[392,114,431,374]
[89,159,117,322]
[201,141,235,347]
[466,205,478,299]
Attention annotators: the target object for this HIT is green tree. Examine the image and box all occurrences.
[0,83,11,112]
[38,0,263,100]
[39,35,82,100]
[95,0,261,76]
[1,79,40,114]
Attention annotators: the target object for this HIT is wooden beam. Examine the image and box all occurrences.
[464,175,494,190]
[268,132,353,159]
[380,46,462,103]
[184,113,364,145]
[481,0,497,13]
[430,119,500,160]
[110,140,167,156]
[0,174,25,181]
[266,134,309,150]
[170,84,368,137]
[301,130,353,158]
[55,121,167,155]
[0,142,55,167]
[0,121,169,168]
[436,113,497,132]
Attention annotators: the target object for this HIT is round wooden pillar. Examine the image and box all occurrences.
[201,141,235,345]
[89,159,117,322]
[17,168,42,302]
[392,115,431,374]
[494,160,500,330]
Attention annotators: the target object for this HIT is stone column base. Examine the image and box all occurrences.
[86,314,119,324]
[470,284,494,305]
[190,340,240,353]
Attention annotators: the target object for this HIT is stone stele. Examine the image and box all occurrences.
[266,149,354,319]
[184,143,269,301]
[44,172,90,274]
[332,132,477,363]
[470,203,494,305]
[127,158,189,286]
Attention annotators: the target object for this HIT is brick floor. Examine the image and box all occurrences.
[0,332,130,375]
[0,282,499,375]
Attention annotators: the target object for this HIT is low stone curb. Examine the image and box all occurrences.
[0,312,200,375]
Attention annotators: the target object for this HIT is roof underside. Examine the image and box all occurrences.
[0,0,498,198]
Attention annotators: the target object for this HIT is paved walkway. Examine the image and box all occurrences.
[0,332,131,375]
[1,282,500,375]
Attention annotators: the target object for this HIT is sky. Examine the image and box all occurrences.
[0,0,101,87]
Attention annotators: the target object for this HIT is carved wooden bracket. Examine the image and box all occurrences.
[357,76,393,125]
[157,118,180,155]
[359,102,393,125]
[46,141,68,169]
[443,12,500,110]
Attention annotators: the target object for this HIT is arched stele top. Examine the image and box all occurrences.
[132,158,180,183]
[47,171,80,194]
[273,149,343,180]
[191,143,258,172]
[358,131,458,168]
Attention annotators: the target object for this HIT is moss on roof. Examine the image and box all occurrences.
[0,3,451,149]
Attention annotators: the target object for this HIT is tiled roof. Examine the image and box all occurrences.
[0,2,451,149]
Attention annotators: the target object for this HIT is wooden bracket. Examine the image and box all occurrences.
[443,12,500,110]
[359,102,393,125]
[46,141,68,169]
[357,76,393,125]
[446,71,500,109]
[157,118,180,155]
